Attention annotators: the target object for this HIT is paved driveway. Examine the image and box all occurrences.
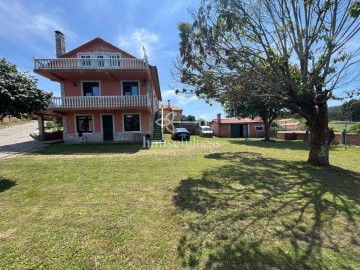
[0,121,46,159]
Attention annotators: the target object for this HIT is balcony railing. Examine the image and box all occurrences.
[34,58,148,70]
[48,96,150,109]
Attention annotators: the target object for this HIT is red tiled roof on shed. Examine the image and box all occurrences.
[211,117,263,124]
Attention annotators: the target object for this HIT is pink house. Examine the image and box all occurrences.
[34,31,162,143]
[210,114,265,138]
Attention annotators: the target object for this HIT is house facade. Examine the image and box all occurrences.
[210,114,265,138]
[159,100,183,121]
[34,31,162,143]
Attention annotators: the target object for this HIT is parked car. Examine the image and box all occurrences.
[171,128,190,141]
[198,126,213,137]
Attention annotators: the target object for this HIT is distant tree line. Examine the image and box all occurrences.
[181,115,196,121]
[328,99,360,121]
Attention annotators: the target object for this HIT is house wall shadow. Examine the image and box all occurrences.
[0,177,16,192]
[32,143,147,156]
[0,141,45,155]
[173,152,360,269]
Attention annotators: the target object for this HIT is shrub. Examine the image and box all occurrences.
[348,123,360,134]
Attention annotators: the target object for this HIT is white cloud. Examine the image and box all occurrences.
[0,1,74,50]
[161,89,198,107]
[168,0,193,15]
[198,114,209,121]
[118,28,160,58]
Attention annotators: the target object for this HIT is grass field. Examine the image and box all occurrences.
[0,136,359,269]
[329,122,358,132]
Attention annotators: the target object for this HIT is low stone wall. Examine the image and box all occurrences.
[276,131,307,141]
[63,132,151,143]
[276,131,360,146]
[64,132,103,143]
[332,132,360,145]
[43,131,63,141]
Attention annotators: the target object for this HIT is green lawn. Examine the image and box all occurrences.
[0,136,359,269]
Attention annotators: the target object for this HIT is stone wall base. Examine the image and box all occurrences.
[64,131,151,143]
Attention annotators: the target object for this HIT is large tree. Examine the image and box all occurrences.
[176,0,360,165]
[0,58,52,122]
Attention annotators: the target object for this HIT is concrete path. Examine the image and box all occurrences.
[0,121,46,159]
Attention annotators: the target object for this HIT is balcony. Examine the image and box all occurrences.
[34,58,148,71]
[48,96,150,110]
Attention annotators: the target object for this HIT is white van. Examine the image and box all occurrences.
[198,126,213,137]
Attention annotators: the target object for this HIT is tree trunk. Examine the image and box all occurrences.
[307,105,334,166]
[263,118,271,141]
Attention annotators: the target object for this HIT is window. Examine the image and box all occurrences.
[79,54,91,67]
[83,82,100,96]
[97,55,104,68]
[109,54,120,67]
[122,82,139,96]
[124,114,140,131]
[76,116,93,133]
[255,126,264,131]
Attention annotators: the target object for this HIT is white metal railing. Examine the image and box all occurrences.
[34,58,148,70]
[48,96,150,109]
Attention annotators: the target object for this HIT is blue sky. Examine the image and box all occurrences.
[0,0,225,121]
[0,0,356,121]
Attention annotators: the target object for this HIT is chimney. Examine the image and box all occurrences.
[167,100,171,108]
[217,113,221,123]
[55,31,66,58]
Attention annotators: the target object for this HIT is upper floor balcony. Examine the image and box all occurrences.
[47,95,150,111]
[34,57,148,72]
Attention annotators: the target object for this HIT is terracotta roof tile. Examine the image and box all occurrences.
[211,117,263,124]
[159,104,182,111]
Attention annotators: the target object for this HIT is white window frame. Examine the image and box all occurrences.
[109,53,121,67]
[81,80,101,96]
[121,80,140,96]
[255,125,264,132]
[78,53,92,67]
[77,52,121,68]
[122,113,141,132]
[74,114,95,134]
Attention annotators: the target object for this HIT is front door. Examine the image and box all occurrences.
[241,124,249,138]
[102,115,113,141]
[230,124,241,138]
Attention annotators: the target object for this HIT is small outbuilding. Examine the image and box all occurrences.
[210,114,265,138]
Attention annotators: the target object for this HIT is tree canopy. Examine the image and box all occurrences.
[0,58,52,121]
[175,0,360,165]
[342,99,360,121]
[181,114,196,121]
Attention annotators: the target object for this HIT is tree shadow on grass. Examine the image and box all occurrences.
[0,177,16,192]
[173,152,360,269]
